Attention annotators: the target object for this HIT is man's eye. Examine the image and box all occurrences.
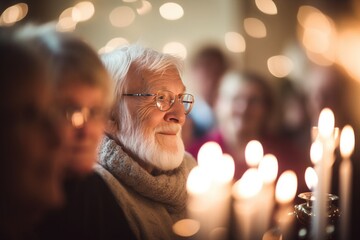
[157,95,166,101]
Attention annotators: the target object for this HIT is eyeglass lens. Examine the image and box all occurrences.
[155,90,193,114]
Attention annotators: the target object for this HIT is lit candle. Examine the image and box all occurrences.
[305,166,318,192]
[312,108,337,240]
[274,170,298,239]
[257,154,278,234]
[232,168,263,240]
[339,125,355,240]
[186,141,234,238]
[245,140,264,167]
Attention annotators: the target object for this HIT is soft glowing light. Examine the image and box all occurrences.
[233,168,263,199]
[72,1,95,22]
[172,219,200,237]
[337,28,360,82]
[305,49,334,66]
[244,18,267,38]
[302,28,331,54]
[215,154,235,184]
[275,171,297,204]
[258,154,278,184]
[310,140,323,164]
[255,0,277,15]
[297,5,337,65]
[71,112,85,128]
[101,37,129,53]
[224,32,246,53]
[57,16,77,32]
[186,166,212,195]
[267,55,293,78]
[297,5,322,28]
[318,108,335,138]
[137,0,152,15]
[162,42,187,59]
[59,7,73,20]
[1,3,28,25]
[340,125,355,158]
[197,141,223,168]
[109,6,135,27]
[305,167,318,190]
[159,2,184,20]
[245,140,263,167]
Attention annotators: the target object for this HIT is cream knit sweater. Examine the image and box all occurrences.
[96,135,197,240]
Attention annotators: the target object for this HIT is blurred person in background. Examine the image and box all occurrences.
[0,26,65,240]
[16,24,136,239]
[183,45,230,149]
[188,70,309,193]
[277,77,312,156]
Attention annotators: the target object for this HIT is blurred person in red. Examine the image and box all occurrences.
[183,45,230,148]
[188,70,309,194]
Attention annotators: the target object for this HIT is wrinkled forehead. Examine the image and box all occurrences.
[124,64,185,92]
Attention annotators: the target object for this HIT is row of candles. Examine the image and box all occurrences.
[172,108,355,240]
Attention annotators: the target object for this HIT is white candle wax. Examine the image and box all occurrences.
[187,141,234,239]
[274,170,298,239]
[257,154,278,234]
[312,108,336,240]
[339,125,355,240]
[232,168,263,240]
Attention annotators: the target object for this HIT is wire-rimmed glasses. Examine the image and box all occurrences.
[123,90,194,115]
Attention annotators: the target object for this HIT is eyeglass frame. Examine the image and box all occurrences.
[122,90,194,115]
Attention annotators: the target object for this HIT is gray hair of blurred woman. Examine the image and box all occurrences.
[15,23,112,106]
[100,44,184,132]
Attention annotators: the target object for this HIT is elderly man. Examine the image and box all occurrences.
[36,44,195,240]
[94,44,196,239]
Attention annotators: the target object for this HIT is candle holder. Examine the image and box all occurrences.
[293,192,340,239]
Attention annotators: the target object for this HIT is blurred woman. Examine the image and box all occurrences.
[0,27,65,240]
[17,24,136,239]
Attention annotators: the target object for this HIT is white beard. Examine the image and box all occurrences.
[118,110,184,171]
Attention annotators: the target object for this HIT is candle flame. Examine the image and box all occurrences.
[318,108,335,138]
[245,140,264,167]
[310,140,323,164]
[186,166,212,195]
[340,125,355,158]
[233,168,263,199]
[214,154,235,184]
[305,167,318,190]
[275,170,298,204]
[197,141,223,170]
[258,154,278,184]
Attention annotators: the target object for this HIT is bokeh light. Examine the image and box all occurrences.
[0,3,28,26]
[244,18,267,38]
[162,42,187,59]
[267,55,293,78]
[137,1,152,15]
[99,37,129,54]
[255,0,277,15]
[159,2,184,20]
[224,32,246,53]
[72,1,95,22]
[109,6,136,27]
